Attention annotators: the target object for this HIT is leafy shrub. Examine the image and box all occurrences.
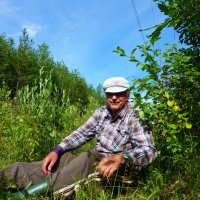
[114,42,200,197]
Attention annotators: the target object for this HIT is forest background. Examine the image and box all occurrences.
[0,0,200,199]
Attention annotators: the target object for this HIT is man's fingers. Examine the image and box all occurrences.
[102,166,117,177]
[42,160,49,175]
[96,158,106,172]
[96,164,104,175]
[102,167,111,177]
[96,155,122,177]
[48,160,55,172]
[107,167,116,177]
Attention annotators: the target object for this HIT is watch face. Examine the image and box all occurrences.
[123,152,128,159]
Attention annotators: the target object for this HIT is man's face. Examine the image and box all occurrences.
[106,91,130,112]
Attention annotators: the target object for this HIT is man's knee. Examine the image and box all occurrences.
[9,162,28,173]
[79,151,93,162]
[12,162,23,169]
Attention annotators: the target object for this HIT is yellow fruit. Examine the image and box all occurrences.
[167,100,175,107]
[186,123,192,129]
[173,105,180,111]
[164,93,170,99]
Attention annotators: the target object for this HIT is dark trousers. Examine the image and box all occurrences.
[0,150,101,192]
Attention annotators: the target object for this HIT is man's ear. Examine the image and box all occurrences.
[127,91,130,99]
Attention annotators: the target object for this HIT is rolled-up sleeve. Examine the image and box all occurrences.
[126,117,157,166]
[58,109,101,152]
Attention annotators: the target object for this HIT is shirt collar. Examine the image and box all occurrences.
[106,104,129,120]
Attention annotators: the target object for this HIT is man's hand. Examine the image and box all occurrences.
[96,153,125,177]
[42,152,58,175]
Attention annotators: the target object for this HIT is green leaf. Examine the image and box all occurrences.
[129,56,138,62]
[113,46,126,56]
[157,3,169,14]
[139,110,145,119]
[148,20,169,44]
[168,124,177,129]
[163,93,170,99]
[130,48,137,56]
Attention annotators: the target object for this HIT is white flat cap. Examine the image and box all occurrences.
[103,77,130,93]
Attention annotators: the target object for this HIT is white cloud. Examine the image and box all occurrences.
[23,23,42,37]
[0,0,20,15]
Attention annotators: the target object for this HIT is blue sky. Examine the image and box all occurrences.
[0,0,178,88]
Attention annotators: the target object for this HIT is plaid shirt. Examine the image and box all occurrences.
[58,103,156,166]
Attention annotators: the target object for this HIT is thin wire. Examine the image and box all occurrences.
[150,0,156,26]
[149,0,156,49]
[131,0,146,43]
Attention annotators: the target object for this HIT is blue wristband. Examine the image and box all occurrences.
[51,146,63,155]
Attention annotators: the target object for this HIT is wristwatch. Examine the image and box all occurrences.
[122,151,129,159]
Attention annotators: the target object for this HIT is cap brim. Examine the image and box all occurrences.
[105,86,128,93]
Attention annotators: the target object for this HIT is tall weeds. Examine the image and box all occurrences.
[0,69,98,166]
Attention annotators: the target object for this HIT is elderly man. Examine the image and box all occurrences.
[0,77,156,198]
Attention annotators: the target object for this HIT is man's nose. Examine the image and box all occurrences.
[111,94,117,99]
